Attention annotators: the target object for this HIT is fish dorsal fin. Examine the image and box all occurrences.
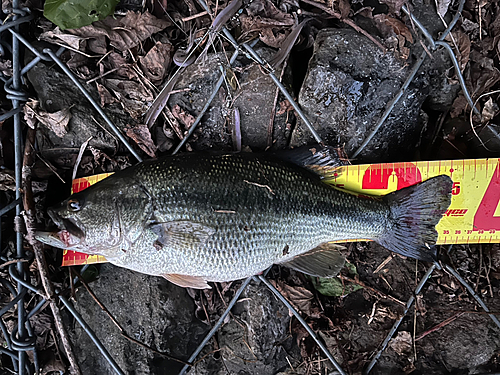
[162,274,211,289]
[282,243,346,277]
[149,220,215,248]
[273,145,348,179]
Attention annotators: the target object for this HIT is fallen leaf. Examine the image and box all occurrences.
[338,0,351,19]
[0,60,12,77]
[106,52,136,79]
[0,169,16,191]
[39,27,88,51]
[373,14,413,44]
[125,123,157,158]
[282,283,314,314]
[482,97,498,123]
[139,41,174,83]
[435,0,452,18]
[445,30,470,72]
[470,56,500,99]
[450,95,469,118]
[239,0,295,48]
[276,100,294,116]
[104,79,154,119]
[67,11,170,52]
[388,331,412,355]
[96,83,117,106]
[171,104,195,130]
[24,100,71,137]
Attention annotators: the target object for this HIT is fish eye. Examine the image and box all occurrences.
[67,199,82,212]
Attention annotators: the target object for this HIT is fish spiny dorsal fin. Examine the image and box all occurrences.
[281,243,346,277]
[273,145,349,179]
[162,274,211,289]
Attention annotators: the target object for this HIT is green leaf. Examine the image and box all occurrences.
[44,0,120,30]
[310,261,363,297]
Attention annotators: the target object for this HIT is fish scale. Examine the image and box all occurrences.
[36,149,452,288]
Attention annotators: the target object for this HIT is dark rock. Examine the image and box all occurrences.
[66,264,212,374]
[168,48,292,151]
[292,29,430,162]
[214,283,300,374]
[26,58,135,168]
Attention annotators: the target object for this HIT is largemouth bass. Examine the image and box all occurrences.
[36,147,452,289]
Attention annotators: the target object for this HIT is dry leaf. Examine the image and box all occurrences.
[482,97,498,123]
[388,331,412,355]
[276,99,294,116]
[125,123,157,158]
[239,0,295,48]
[435,0,452,18]
[24,100,71,137]
[171,104,195,130]
[450,95,469,118]
[67,11,170,52]
[338,0,351,19]
[139,41,174,83]
[106,52,136,79]
[39,27,88,51]
[470,56,500,99]
[0,169,15,191]
[104,79,154,119]
[0,59,12,77]
[373,14,413,44]
[445,30,470,72]
[96,83,117,106]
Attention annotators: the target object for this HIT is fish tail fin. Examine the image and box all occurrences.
[377,175,453,262]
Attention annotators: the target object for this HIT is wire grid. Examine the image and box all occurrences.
[0,1,498,374]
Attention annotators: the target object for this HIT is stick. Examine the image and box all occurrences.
[22,127,82,375]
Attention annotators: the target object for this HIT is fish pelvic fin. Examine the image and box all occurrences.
[281,243,346,277]
[162,274,211,289]
[378,175,453,262]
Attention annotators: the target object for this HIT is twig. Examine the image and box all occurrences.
[22,127,82,375]
[0,258,28,270]
[86,67,121,84]
[337,275,405,307]
[72,269,190,366]
[182,11,209,21]
[72,136,92,181]
[415,312,464,341]
[35,153,65,184]
[373,255,393,274]
[267,61,287,149]
[300,0,386,53]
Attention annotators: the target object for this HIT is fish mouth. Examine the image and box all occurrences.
[47,208,85,240]
[35,208,85,249]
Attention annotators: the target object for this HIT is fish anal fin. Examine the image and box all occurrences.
[149,220,215,248]
[162,274,211,289]
[282,243,346,278]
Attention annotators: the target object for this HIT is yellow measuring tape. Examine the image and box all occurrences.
[61,158,500,266]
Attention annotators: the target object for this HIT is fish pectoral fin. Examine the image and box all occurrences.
[281,243,346,278]
[162,274,211,289]
[149,220,215,248]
